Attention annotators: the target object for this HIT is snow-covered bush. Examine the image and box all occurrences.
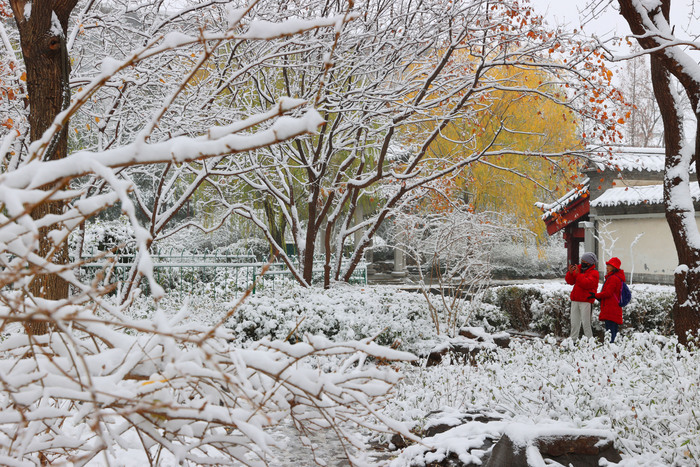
[480,282,675,336]
[479,286,539,331]
[225,284,439,355]
[70,215,136,257]
[227,237,273,261]
[622,284,675,335]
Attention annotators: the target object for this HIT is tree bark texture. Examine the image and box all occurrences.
[10,0,79,334]
[618,0,700,344]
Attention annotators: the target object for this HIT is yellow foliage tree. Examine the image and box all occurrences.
[410,65,583,237]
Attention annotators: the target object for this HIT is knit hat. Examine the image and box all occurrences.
[581,252,598,266]
[606,257,622,269]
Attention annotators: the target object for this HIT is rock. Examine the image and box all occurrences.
[458,328,511,348]
[485,433,622,467]
[424,411,503,438]
[427,329,511,366]
[492,334,511,349]
[484,433,523,467]
[459,329,478,340]
[426,343,481,366]
[418,434,497,467]
[389,433,409,450]
[539,435,622,466]
[425,447,494,467]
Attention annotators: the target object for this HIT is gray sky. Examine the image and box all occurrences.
[529,0,698,42]
[529,0,624,38]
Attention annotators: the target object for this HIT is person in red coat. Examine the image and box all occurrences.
[565,252,599,340]
[592,257,625,343]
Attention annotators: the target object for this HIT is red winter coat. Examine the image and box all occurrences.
[596,269,626,324]
[565,265,599,303]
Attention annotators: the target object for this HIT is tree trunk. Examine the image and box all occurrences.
[263,198,286,261]
[652,55,700,343]
[617,0,700,345]
[648,13,700,345]
[10,0,78,335]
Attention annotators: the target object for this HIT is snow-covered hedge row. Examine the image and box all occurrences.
[478,282,675,336]
[137,282,674,356]
[224,284,440,355]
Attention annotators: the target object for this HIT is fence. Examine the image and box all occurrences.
[77,247,367,300]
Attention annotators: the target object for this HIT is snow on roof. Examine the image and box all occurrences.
[588,147,666,172]
[591,181,700,207]
[535,178,588,219]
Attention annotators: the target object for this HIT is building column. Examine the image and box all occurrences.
[392,246,406,277]
[581,220,596,254]
[563,223,585,266]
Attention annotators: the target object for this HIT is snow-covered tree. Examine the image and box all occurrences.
[0,1,417,463]
[394,208,514,337]
[618,45,662,147]
[614,0,700,344]
[222,0,624,288]
[4,0,79,335]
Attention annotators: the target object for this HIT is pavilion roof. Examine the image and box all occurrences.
[535,179,589,235]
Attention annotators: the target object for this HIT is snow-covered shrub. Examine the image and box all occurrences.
[478,283,573,335]
[468,301,510,332]
[388,333,700,466]
[70,215,136,257]
[225,284,439,355]
[480,282,675,336]
[529,291,571,336]
[368,234,395,262]
[623,284,675,334]
[481,286,539,332]
[227,237,273,261]
[154,222,245,253]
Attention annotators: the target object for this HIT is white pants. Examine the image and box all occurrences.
[570,301,593,339]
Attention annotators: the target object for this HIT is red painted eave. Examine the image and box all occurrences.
[543,196,590,235]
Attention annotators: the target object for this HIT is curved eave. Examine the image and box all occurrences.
[542,195,590,235]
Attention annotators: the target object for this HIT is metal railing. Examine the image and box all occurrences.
[77,247,367,300]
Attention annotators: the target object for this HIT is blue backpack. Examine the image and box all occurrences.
[619,281,632,307]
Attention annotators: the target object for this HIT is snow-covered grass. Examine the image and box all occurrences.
[123,281,696,465]
[388,334,700,466]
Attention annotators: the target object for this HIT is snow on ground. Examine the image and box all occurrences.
[387,333,699,466]
[4,282,684,465]
[112,281,699,466]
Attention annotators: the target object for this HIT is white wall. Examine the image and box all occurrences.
[592,214,699,284]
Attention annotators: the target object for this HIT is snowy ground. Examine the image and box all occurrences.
[118,281,698,466]
[4,281,695,466]
[387,333,699,466]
